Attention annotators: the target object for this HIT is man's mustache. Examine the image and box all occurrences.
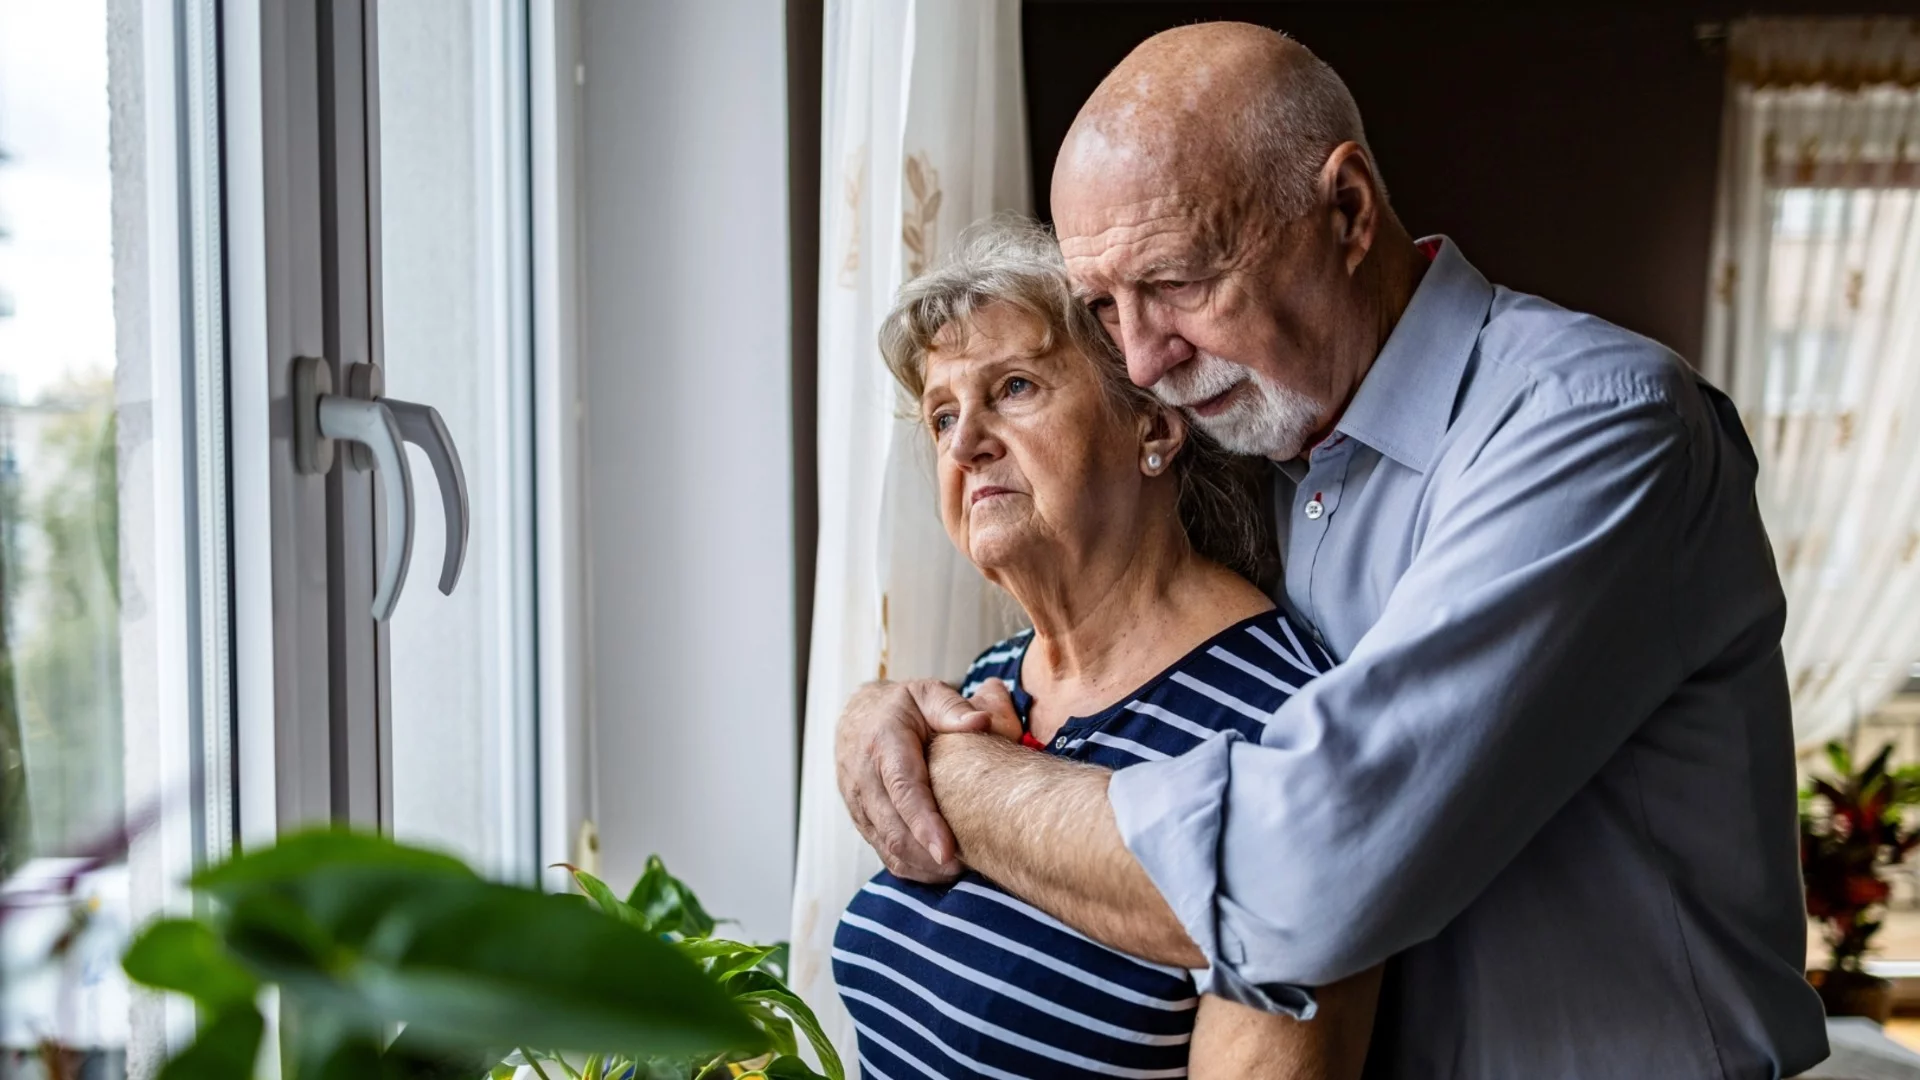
[1153,352,1252,408]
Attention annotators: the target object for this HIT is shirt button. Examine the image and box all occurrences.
[1304,499,1325,520]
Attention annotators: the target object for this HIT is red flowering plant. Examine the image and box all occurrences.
[1801,740,1920,973]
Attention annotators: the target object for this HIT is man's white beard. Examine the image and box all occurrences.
[1152,352,1323,460]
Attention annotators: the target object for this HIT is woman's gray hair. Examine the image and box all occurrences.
[877,215,1268,579]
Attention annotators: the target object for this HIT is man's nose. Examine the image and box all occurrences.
[1116,299,1195,389]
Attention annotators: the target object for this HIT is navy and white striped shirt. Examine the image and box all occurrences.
[833,610,1334,1079]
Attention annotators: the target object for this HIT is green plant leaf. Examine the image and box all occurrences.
[678,937,778,980]
[737,1000,798,1058]
[154,1002,263,1080]
[280,1000,394,1080]
[261,879,762,1060]
[638,1057,698,1080]
[1827,741,1853,780]
[193,829,475,895]
[626,856,715,938]
[758,944,790,981]
[122,919,259,1011]
[198,831,482,954]
[723,972,843,1080]
[383,1023,508,1079]
[565,866,650,932]
[754,1055,831,1080]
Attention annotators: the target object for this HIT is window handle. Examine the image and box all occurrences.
[292,356,416,621]
[318,395,415,620]
[383,398,468,595]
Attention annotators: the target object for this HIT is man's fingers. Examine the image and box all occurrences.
[843,751,949,879]
[877,737,960,871]
[832,678,964,881]
[967,679,1026,742]
[910,678,991,734]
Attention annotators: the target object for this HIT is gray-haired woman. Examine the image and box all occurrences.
[832,217,1381,1079]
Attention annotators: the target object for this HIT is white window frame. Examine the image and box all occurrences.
[226,0,584,876]
[530,0,591,893]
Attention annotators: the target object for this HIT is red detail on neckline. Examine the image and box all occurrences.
[1417,237,1443,262]
[1021,731,1046,750]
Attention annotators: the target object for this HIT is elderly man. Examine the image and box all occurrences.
[835,22,1828,1079]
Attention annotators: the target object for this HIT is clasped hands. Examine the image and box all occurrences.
[833,677,1023,883]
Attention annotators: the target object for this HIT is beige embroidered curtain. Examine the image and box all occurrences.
[1702,19,1920,743]
[787,0,1031,1067]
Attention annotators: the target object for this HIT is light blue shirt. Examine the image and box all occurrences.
[1108,240,1830,1079]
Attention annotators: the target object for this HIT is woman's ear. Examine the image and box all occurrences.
[1140,405,1189,477]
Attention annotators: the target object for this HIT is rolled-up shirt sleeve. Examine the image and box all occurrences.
[1110,379,1697,1012]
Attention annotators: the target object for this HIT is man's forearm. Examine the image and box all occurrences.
[926,732,1205,968]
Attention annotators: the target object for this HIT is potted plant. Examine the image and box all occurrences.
[1800,740,1920,1022]
[116,830,841,1079]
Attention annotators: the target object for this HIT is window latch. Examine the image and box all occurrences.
[290,356,468,620]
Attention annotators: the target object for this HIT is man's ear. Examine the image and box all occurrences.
[1140,405,1190,476]
[1321,141,1381,276]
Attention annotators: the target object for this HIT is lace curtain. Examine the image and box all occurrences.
[1701,19,1920,743]
[786,0,1031,1067]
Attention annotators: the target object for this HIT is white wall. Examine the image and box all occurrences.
[579,0,797,942]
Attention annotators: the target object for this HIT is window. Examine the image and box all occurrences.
[0,0,229,1072]
[0,0,566,1070]
[377,0,538,880]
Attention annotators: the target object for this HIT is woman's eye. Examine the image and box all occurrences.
[1005,376,1032,396]
[932,412,956,433]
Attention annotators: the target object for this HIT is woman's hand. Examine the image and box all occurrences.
[1188,965,1383,1080]
[965,679,1027,742]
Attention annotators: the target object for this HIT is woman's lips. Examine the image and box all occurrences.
[970,485,1016,506]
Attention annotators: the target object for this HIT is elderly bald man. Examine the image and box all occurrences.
[836,22,1828,1079]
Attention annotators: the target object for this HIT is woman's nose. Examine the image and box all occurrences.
[947,409,1001,465]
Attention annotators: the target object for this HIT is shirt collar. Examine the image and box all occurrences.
[1328,236,1494,474]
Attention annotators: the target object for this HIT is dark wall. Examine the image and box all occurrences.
[1024,2,1919,363]
[788,0,823,813]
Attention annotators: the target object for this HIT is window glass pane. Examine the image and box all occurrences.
[0,0,121,869]
[1777,182,1920,969]
[0,0,220,1072]
[377,0,536,879]
[0,0,129,1070]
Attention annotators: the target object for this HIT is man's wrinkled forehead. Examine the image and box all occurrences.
[1055,192,1232,295]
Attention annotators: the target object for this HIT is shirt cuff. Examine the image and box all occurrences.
[1107,731,1318,1020]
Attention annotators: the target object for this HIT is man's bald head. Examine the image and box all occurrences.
[1048,22,1419,462]
[1056,22,1379,221]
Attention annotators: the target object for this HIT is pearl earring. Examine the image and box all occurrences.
[1146,453,1163,472]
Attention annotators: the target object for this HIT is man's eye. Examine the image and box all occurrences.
[1005,377,1032,396]
[1157,279,1196,293]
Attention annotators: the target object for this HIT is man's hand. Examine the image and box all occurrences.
[835,679,992,882]
[967,679,1026,742]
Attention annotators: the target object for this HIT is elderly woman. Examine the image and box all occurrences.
[831,217,1380,1080]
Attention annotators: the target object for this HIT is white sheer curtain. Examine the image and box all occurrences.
[787,0,1030,1066]
[1702,19,1920,744]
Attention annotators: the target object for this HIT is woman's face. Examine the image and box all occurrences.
[920,302,1156,578]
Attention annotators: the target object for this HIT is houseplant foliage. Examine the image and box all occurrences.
[508,857,845,1080]
[119,831,775,1078]
[1800,740,1920,1020]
